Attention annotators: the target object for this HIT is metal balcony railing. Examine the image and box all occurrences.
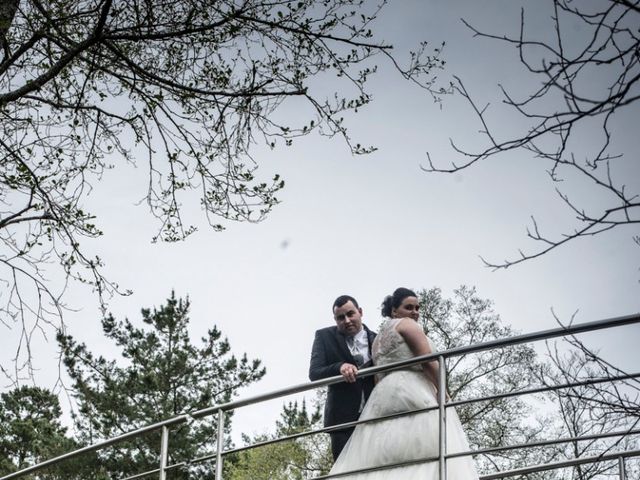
[2,313,639,480]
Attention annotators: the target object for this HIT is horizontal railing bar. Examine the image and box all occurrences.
[225,403,440,455]
[441,313,640,359]
[449,427,640,459]
[316,446,640,480]
[478,448,640,479]
[156,404,444,472]
[447,371,640,409]
[119,467,161,480]
[156,452,216,472]
[314,453,440,479]
[0,415,189,480]
[120,459,187,480]
[211,409,640,470]
[191,313,640,418]
[222,371,639,459]
[217,374,639,468]
[2,313,638,480]
[100,403,446,477]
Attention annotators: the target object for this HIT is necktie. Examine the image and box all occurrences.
[347,336,364,366]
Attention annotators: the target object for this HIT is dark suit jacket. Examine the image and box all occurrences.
[309,325,376,428]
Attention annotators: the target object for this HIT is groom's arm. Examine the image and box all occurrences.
[309,330,344,381]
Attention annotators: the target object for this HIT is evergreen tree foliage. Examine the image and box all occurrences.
[58,292,265,478]
[0,385,101,478]
[228,397,331,480]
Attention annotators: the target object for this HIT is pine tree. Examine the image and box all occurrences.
[58,292,265,478]
[0,386,101,478]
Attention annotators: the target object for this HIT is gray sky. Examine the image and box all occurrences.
[2,0,638,445]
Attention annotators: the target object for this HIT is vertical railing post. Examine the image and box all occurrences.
[619,456,626,480]
[438,355,447,480]
[159,426,169,480]
[214,409,226,480]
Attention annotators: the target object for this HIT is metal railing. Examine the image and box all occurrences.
[2,313,639,480]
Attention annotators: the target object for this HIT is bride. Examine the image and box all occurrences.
[328,287,479,479]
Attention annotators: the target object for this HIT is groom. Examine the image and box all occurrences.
[309,295,376,460]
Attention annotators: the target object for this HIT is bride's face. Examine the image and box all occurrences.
[392,296,420,321]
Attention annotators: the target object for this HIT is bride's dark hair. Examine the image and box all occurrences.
[381,287,417,318]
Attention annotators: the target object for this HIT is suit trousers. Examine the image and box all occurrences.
[330,426,355,460]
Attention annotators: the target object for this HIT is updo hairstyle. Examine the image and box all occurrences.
[381,287,418,318]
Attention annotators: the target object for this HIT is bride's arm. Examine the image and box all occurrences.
[395,318,445,396]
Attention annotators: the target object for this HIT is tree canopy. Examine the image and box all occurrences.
[57,292,265,478]
[0,385,99,478]
[228,398,331,480]
[0,0,446,379]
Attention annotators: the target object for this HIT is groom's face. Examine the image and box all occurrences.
[333,300,363,337]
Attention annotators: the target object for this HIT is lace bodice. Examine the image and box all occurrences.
[372,318,423,376]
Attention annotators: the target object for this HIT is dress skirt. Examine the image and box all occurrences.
[328,370,479,479]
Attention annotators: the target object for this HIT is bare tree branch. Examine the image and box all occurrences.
[424,0,640,270]
[1,0,448,380]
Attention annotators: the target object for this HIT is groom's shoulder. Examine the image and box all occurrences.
[363,324,377,336]
[314,325,337,336]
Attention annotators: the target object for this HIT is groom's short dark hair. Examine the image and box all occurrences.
[332,295,359,311]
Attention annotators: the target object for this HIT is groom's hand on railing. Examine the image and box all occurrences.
[339,362,358,383]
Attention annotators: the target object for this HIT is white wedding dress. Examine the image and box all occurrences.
[328,318,479,479]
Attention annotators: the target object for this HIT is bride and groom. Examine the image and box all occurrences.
[309,288,479,479]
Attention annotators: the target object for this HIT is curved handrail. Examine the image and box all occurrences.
[1,312,639,480]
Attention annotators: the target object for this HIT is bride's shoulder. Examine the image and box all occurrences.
[378,317,401,333]
[394,317,421,332]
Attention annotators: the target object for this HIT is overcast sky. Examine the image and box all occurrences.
[2,0,638,446]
